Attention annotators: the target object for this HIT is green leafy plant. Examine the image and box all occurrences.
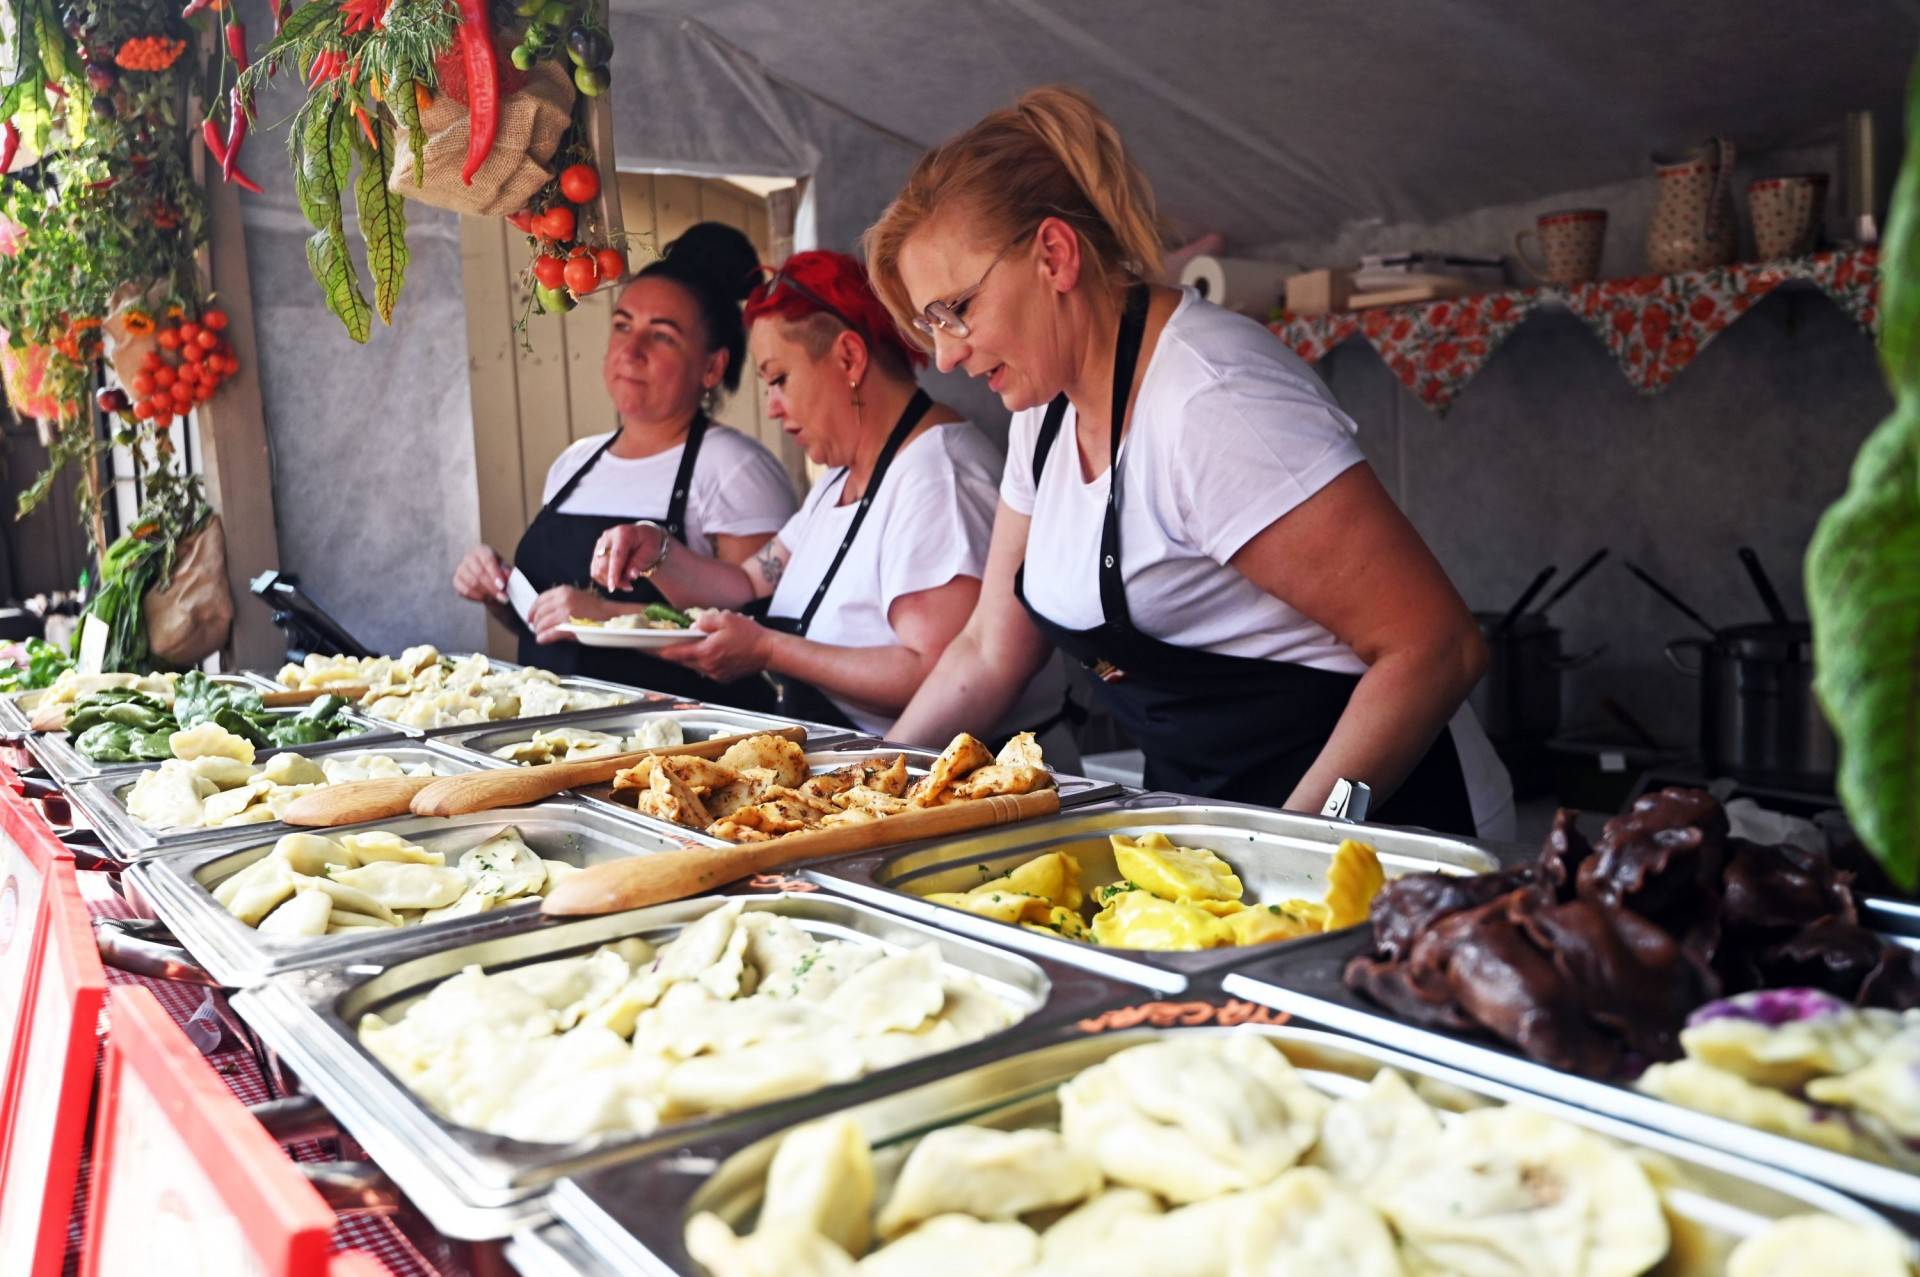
[1806,54,1920,891]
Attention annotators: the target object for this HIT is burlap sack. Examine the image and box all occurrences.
[391,59,575,217]
[144,516,234,667]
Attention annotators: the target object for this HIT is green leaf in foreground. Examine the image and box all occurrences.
[307,227,373,344]
[1807,51,1920,890]
[353,118,410,325]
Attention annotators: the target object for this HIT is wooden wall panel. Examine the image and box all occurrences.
[457,215,528,657]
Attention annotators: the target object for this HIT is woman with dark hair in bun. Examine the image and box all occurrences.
[591,249,1074,756]
[452,222,797,705]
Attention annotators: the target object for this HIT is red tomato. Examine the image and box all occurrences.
[178,320,201,342]
[535,205,575,242]
[175,362,198,383]
[202,309,229,331]
[152,366,176,389]
[194,382,215,402]
[183,341,207,363]
[594,248,626,281]
[132,399,153,421]
[170,384,193,408]
[532,254,567,289]
[558,163,600,204]
[506,209,538,235]
[140,351,164,372]
[130,373,155,396]
[156,329,180,350]
[563,254,600,294]
[195,329,219,350]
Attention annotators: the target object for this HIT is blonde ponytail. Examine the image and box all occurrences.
[865,85,1165,345]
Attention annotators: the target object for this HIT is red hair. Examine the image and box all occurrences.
[744,250,928,373]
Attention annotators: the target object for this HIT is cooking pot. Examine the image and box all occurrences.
[1665,622,1836,789]
[1469,612,1603,743]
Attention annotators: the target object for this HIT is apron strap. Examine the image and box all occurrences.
[1099,284,1151,630]
[662,413,709,541]
[540,432,620,516]
[785,387,933,637]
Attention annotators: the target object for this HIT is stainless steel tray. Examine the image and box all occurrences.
[25,704,404,786]
[524,1021,1913,1277]
[1864,895,1920,938]
[803,793,1503,994]
[578,743,1124,849]
[1222,927,1920,1216]
[2,670,275,737]
[380,675,669,737]
[127,798,688,988]
[67,738,505,862]
[228,892,1143,1239]
[431,704,864,768]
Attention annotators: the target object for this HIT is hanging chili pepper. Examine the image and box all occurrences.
[455,0,498,185]
[0,121,18,177]
[353,104,379,150]
[223,21,250,184]
[269,0,285,34]
[201,117,264,194]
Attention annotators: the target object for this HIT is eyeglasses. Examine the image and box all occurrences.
[910,232,1032,340]
[758,267,864,336]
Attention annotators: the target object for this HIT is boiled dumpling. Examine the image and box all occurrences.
[292,872,401,925]
[1090,892,1235,950]
[221,857,297,926]
[259,752,328,786]
[761,1115,874,1256]
[1037,1188,1162,1265]
[503,946,634,1029]
[1024,1188,1255,1277]
[821,943,946,1033]
[970,852,1083,911]
[187,755,257,788]
[1682,992,1905,1090]
[1225,1167,1403,1277]
[200,781,272,825]
[1806,1031,1920,1139]
[1111,833,1242,903]
[256,888,333,938]
[1308,1067,1442,1188]
[1059,1036,1326,1203]
[685,1213,856,1277]
[457,828,546,897]
[329,861,468,910]
[169,722,256,763]
[928,889,1054,926]
[856,1215,1037,1276]
[270,831,356,875]
[1320,839,1385,930]
[1637,1059,1864,1157]
[1224,906,1317,947]
[125,766,218,829]
[661,1037,861,1113]
[336,831,445,866]
[1726,1213,1912,1277]
[1369,1105,1668,1277]
[875,1126,1100,1238]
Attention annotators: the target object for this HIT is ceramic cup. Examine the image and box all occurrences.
[1748,175,1828,260]
[1515,208,1608,285]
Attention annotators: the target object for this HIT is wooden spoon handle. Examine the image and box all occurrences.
[280,775,440,828]
[260,684,368,707]
[409,725,810,818]
[542,788,1061,916]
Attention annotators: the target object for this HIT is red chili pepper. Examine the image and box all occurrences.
[269,0,285,34]
[223,21,250,183]
[225,18,248,65]
[230,168,264,195]
[353,104,378,151]
[456,0,498,185]
[202,116,228,164]
[0,121,18,177]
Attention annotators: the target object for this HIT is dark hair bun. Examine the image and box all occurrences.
[659,222,759,303]
[638,221,761,393]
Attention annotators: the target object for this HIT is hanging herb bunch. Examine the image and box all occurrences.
[238,0,623,342]
[0,0,231,549]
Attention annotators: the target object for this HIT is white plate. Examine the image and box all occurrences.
[559,623,700,650]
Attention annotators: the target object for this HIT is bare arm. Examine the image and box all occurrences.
[710,531,773,566]
[592,523,788,609]
[1227,464,1487,815]
[889,503,1054,747]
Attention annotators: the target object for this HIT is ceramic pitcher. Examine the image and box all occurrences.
[1647,137,1737,272]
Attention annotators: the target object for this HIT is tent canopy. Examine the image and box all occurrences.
[608,0,1909,247]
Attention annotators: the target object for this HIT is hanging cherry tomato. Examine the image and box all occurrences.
[178,320,202,342]
[563,254,600,294]
[182,341,207,363]
[131,372,155,396]
[157,329,180,350]
[594,248,626,281]
[558,163,599,203]
[196,329,219,350]
[534,205,575,241]
[532,254,567,289]
[152,366,176,389]
[202,309,229,331]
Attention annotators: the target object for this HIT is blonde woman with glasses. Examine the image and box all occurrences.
[867,86,1511,837]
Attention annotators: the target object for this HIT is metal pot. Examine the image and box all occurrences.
[1469,612,1603,743]
[1665,622,1837,789]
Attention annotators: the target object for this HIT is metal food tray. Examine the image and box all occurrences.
[369,674,670,737]
[24,704,403,787]
[228,892,1144,1240]
[67,737,505,863]
[577,743,1124,849]
[513,1022,1914,1277]
[803,793,1503,994]
[1221,927,1920,1215]
[431,703,864,768]
[1,670,276,736]
[1863,895,1920,938]
[126,798,685,988]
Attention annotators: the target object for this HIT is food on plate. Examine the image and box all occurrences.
[354,898,1023,1142]
[611,732,1055,843]
[279,646,629,729]
[685,1035,1894,1277]
[124,749,444,830]
[66,671,362,763]
[1344,789,1920,1078]
[1633,990,1920,1170]
[217,825,578,936]
[926,835,1385,953]
[489,717,686,764]
[570,602,699,631]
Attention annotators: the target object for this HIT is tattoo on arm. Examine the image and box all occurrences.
[755,542,786,591]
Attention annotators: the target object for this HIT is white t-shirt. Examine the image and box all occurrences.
[1002,288,1511,838]
[770,421,1066,739]
[542,424,796,557]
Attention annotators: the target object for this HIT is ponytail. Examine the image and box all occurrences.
[864,85,1165,345]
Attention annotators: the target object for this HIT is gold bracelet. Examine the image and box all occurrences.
[635,521,672,578]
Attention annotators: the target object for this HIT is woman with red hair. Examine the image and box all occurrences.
[591,250,1070,747]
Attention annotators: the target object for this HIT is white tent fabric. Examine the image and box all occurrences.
[607,1,1911,248]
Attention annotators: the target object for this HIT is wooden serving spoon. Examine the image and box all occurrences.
[27,683,367,734]
[409,725,810,818]
[542,788,1062,916]
[280,775,441,827]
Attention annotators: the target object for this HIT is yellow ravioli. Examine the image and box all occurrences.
[1227,905,1320,947]
[1111,833,1243,903]
[1021,905,1094,942]
[1322,840,1386,931]
[972,851,1084,911]
[1090,891,1236,951]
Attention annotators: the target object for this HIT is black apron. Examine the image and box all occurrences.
[745,389,934,728]
[512,417,776,711]
[1012,286,1475,834]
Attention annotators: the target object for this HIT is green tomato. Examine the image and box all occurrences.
[510,44,537,71]
[574,64,610,96]
[523,21,551,44]
[538,0,572,25]
[537,284,576,314]
[514,0,543,13]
